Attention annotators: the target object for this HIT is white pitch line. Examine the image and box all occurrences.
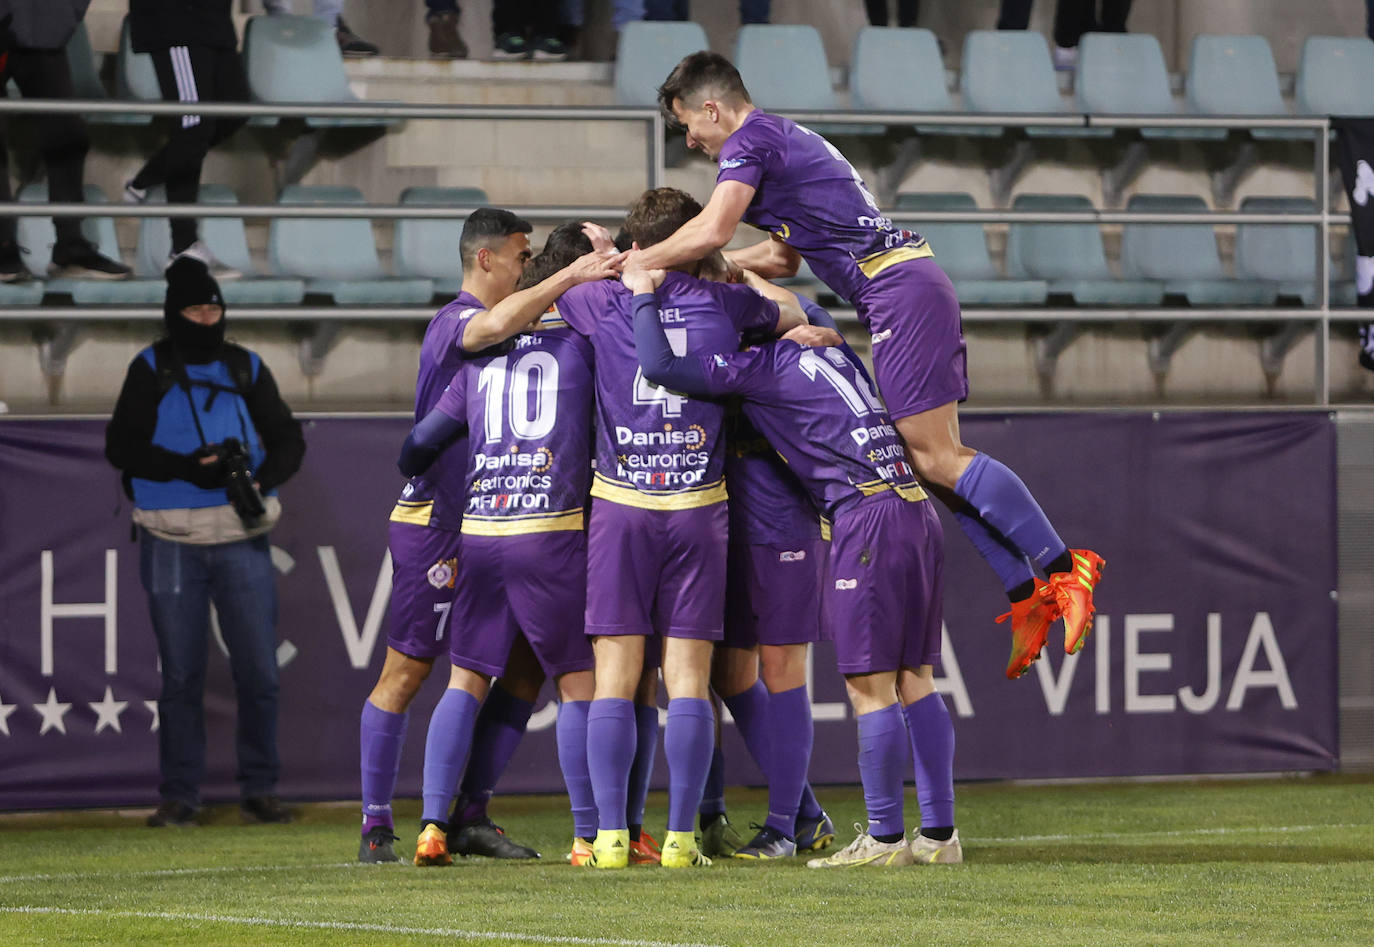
[0,907,724,947]
[980,822,1368,844]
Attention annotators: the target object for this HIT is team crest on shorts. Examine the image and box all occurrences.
[834,578,858,590]
[427,557,457,590]
[779,550,807,563]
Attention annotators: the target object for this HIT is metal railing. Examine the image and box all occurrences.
[0,98,1356,403]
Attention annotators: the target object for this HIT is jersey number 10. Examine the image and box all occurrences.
[476,351,560,443]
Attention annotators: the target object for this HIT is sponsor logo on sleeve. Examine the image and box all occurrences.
[871,328,893,345]
[834,578,858,590]
[718,157,747,170]
[779,550,807,563]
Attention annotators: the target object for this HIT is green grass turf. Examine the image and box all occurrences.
[1,775,1371,946]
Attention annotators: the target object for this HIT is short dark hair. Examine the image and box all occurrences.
[624,188,703,249]
[657,51,752,126]
[515,221,594,290]
[459,207,533,268]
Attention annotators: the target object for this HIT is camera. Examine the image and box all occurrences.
[218,437,267,525]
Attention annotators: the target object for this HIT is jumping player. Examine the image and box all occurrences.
[633,52,1105,680]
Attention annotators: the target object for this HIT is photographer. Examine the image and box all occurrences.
[106,257,305,828]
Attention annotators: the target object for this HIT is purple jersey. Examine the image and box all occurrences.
[555,272,779,511]
[390,292,486,532]
[724,407,822,545]
[434,313,595,536]
[715,110,933,307]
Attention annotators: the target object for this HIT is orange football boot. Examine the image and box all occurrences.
[568,836,594,866]
[629,830,662,865]
[413,823,452,867]
[996,578,1059,679]
[1048,549,1107,655]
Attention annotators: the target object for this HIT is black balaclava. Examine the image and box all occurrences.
[163,256,226,363]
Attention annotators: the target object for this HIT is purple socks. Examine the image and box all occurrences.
[627,702,659,830]
[359,700,408,832]
[765,684,814,836]
[456,685,534,825]
[700,746,726,818]
[587,698,636,832]
[953,451,1067,580]
[664,698,715,833]
[904,693,956,831]
[556,700,596,839]
[420,688,480,824]
[953,507,1035,596]
[856,703,908,838]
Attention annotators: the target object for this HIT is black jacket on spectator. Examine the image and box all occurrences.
[129,0,238,53]
[0,0,92,51]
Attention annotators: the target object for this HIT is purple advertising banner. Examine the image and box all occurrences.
[0,412,1338,810]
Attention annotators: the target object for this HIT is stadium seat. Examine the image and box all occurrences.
[1005,194,1164,305]
[1185,35,1307,141]
[893,192,1048,305]
[15,184,140,302]
[850,28,989,137]
[734,25,838,112]
[117,16,162,103]
[961,30,1103,137]
[1234,197,1321,304]
[393,186,490,295]
[1120,195,1277,305]
[0,280,44,306]
[1296,36,1374,117]
[135,185,307,305]
[1077,32,1221,140]
[64,22,149,125]
[614,21,710,107]
[269,185,433,304]
[243,15,387,128]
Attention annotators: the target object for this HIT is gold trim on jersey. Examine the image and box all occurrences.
[856,242,935,279]
[461,508,584,536]
[389,500,434,526]
[820,518,832,542]
[591,473,728,511]
[853,478,930,502]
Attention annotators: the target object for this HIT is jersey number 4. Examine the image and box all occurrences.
[632,326,688,418]
[476,351,559,443]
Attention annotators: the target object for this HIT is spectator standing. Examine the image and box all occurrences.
[260,0,380,57]
[425,0,468,58]
[644,0,770,24]
[0,0,132,281]
[865,0,918,28]
[493,0,566,60]
[996,0,1131,68]
[106,257,305,828]
[125,0,248,278]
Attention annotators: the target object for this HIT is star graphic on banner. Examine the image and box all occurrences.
[35,688,72,736]
[145,700,160,732]
[0,693,16,737]
[89,687,129,735]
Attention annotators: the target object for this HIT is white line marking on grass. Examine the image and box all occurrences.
[0,862,357,885]
[982,823,1367,844]
[0,907,725,947]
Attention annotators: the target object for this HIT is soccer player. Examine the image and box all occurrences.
[627,260,962,866]
[634,51,1106,680]
[356,209,615,863]
[553,187,803,869]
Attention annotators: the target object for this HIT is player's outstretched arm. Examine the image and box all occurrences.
[633,180,756,271]
[738,269,807,334]
[398,406,467,477]
[461,249,624,352]
[726,234,801,280]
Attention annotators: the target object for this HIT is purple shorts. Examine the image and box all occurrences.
[585,499,728,640]
[449,531,594,679]
[857,257,969,422]
[386,521,462,660]
[825,493,944,675]
[723,539,827,649]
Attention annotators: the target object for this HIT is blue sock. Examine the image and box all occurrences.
[420,688,480,824]
[664,698,715,833]
[954,452,1067,576]
[359,700,407,833]
[904,693,956,831]
[700,746,726,818]
[721,679,771,776]
[627,703,659,829]
[856,703,907,839]
[953,507,1036,595]
[556,700,596,839]
[587,698,636,833]
[457,685,534,825]
[765,684,812,837]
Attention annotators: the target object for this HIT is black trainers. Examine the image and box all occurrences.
[358,824,400,863]
[531,35,567,62]
[492,32,528,60]
[48,237,131,280]
[147,799,198,827]
[335,18,379,57]
[0,239,32,282]
[241,795,294,824]
[450,816,540,859]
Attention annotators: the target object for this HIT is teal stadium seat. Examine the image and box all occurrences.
[1186,35,1307,141]
[1077,32,1222,141]
[135,185,306,305]
[269,185,433,304]
[1005,194,1164,305]
[1296,36,1374,117]
[614,21,710,107]
[961,30,1105,137]
[243,15,386,128]
[394,186,490,296]
[117,16,162,103]
[893,192,1048,305]
[16,184,139,302]
[1234,197,1321,304]
[850,28,996,136]
[65,22,148,125]
[732,26,876,136]
[1120,194,1277,306]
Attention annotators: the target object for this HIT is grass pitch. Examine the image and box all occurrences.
[1,775,1371,946]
